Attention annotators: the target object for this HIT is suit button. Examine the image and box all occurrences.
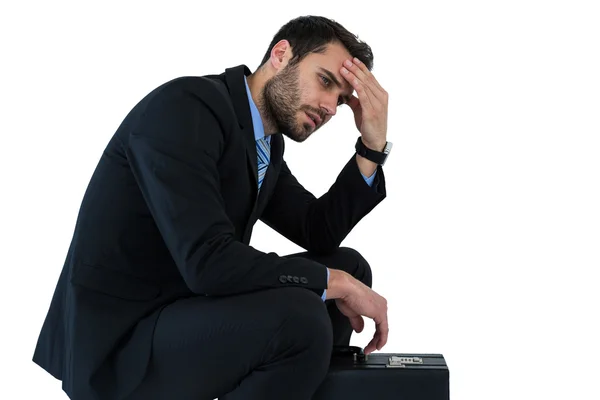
[279,275,287,283]
[300,277,308,284]
[293,276,300,283]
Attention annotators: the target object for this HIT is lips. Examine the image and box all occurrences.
[305,112,322,128]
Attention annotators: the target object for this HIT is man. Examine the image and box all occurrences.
[33,15,392,400]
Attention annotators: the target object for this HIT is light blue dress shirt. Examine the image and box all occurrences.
[244,77,376,301]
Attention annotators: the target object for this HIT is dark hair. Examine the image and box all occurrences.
[258,15,374,71]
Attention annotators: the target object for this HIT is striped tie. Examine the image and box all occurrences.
[256,137,270,190]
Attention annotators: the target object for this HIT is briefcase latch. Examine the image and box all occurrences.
[387,356,424,368]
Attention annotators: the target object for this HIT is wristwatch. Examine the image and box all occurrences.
[355,137,393,166]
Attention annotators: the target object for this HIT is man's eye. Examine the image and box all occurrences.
[321,75,344,106]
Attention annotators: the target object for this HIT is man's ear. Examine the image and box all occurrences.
[270,39,292,71]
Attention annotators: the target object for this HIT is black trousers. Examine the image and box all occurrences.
[126,247,373,400]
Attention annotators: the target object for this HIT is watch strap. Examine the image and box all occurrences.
[355,137,389,165]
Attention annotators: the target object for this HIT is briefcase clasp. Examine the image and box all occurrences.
[387,356,423,368]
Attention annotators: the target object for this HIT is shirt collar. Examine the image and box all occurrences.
[244,76,269,143]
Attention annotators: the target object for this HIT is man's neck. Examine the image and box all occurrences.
[246,71,278,136]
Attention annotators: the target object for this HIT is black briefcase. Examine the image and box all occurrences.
[312,345,450,400]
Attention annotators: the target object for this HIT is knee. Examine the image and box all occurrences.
[333,247,373,288]
[268,287,333,361]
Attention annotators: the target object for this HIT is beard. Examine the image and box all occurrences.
[258,62,320,143]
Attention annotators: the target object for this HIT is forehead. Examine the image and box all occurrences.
[310,42,352,65]
[301,42,354,93]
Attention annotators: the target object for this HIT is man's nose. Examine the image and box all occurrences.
[321,98,338,117]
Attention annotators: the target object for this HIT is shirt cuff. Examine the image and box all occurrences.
[361,170,377,187]
[321,267,330,301]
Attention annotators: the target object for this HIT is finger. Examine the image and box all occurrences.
[343,59,370,86]
[341,66,374,110]
[376,319,389,350]
[352,57,386,95]
[342,62,386,114]
[345,58,387,102]
[364,333,380,355]
[342,63,378,104]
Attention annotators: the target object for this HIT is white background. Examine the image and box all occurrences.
[1,1,599,399]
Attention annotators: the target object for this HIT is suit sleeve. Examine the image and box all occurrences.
[259,152,387,255]
[125,84,328,297]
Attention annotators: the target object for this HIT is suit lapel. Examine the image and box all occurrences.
[224,65,259,194]
[223,65,285,215]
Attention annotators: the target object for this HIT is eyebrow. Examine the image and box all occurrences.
[318,67,353,103]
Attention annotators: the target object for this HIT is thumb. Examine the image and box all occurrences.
[349,315,365,333]
[347,95,360,112]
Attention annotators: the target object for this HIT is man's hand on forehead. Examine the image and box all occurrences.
[340,57,388,151]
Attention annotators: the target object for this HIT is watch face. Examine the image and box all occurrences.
[384,142,393,154]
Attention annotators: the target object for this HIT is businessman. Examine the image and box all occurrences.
[33,15,392,400]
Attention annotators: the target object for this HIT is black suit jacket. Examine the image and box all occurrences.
[33,64,387,399]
